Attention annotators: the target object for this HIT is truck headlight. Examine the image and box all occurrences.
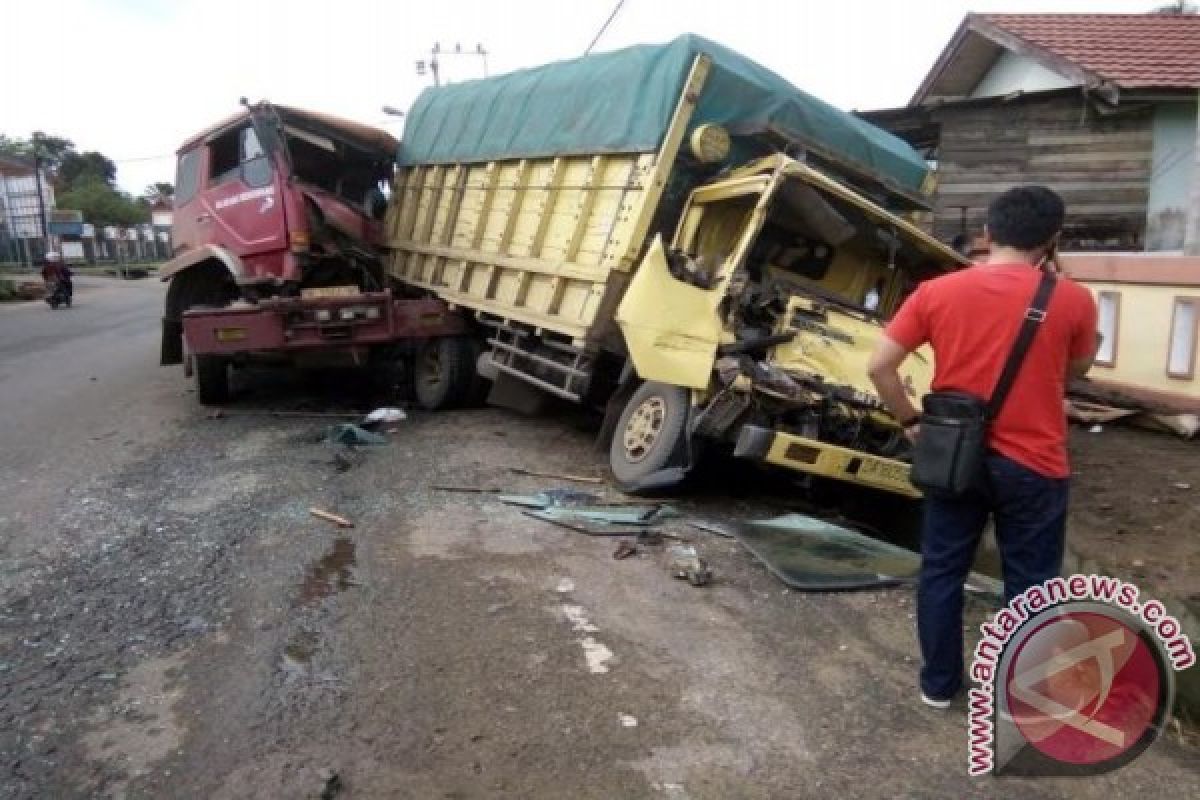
[365,306,381,320]
[315,309,332,322]
[339,308,357,321]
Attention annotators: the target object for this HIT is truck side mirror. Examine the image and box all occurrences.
[364,187,388,221]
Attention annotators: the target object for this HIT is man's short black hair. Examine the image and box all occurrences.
[986,186,1064,251]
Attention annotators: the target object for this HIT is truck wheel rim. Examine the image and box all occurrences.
[420,348,443,386]
[623,396,666,463]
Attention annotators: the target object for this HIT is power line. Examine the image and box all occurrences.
[584,0,627,56]
[111,154,173,164]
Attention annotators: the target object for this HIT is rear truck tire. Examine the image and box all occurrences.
[413,336,483,410]
[609,381,691,490]
[195,355,230,405]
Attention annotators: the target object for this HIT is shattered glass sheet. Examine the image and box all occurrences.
[733,513,920,591]
[523,509,645,537]
[735,514,1003,601]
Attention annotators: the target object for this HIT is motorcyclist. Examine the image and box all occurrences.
[40,252,73,299]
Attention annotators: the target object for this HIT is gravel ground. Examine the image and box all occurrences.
[2,399,1197,799]
[0,279,1196,798]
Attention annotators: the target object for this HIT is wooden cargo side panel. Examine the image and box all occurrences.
[387,152,651,338]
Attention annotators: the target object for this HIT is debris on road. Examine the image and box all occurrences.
[686,518,735,539]
[612,541,638,560]
[330,447,366,473]
[732,514,916,591]
[667,543,712,586]
[431,484,504,494]
[506,466,604,484]
[731,514,1002,601]
[524,509,644,537]
[326,423,388,447]
[317,767,343,800]
[498,489,603,508]
[309,508,355,529]
[1067,395,1199,439]
[618,713,639,728]
[364,407,407,425]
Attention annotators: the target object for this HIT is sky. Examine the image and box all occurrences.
[0,0,1161,194]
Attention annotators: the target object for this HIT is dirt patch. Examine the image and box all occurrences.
[1067,425,1200,602]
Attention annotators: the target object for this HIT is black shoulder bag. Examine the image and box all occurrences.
[909,269,1057,498]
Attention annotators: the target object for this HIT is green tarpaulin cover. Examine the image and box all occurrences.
[398,34,930,196]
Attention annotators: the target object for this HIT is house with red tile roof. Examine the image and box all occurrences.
[862,12,1200,413]
[863,12,1200,253]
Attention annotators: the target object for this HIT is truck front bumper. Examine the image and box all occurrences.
[733,425,921,499]
[182,294,466,357]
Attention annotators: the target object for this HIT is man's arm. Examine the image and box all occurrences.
[868,335,920,432]
[1067,284,1100,379]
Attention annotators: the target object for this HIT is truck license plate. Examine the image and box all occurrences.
[857,458,909,485]
[215,327,248,342]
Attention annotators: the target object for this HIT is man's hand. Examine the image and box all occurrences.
[904,423,920,444]
[868,335,920,431]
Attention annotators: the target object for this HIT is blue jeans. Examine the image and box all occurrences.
[918,452,1068,700]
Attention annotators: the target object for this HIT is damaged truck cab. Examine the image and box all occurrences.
[384,35,965,496]
[160,103,465,403]
[614,155,957,496]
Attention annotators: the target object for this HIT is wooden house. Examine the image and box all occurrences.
[863,13,1200,253]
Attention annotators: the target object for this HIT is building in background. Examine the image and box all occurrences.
[863,13,1200,252]
[864,12,1200,412]
[0,154,56,264]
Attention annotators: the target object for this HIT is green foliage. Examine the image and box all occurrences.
[59,151,117,189]
[57,178,148,227]
[142,182,174,206]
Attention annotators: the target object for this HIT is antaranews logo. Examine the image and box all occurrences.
[967,574,1195,777]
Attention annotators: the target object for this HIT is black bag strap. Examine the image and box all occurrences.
[986,269,1058,420]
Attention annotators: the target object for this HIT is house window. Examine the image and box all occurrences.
[1167,297,1198,379]
[1095,291,1119,367]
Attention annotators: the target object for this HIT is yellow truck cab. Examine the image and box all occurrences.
[384,35,966,495]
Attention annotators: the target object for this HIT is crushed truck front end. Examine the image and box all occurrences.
[614,155,965,496]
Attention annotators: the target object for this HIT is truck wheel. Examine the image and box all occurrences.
[413,336,480,410]
[195,356,230,405]
[610,381,690,487]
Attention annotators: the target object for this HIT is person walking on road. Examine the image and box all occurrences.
[866,186,1098,709]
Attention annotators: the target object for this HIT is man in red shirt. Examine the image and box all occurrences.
[868,186,1098,709]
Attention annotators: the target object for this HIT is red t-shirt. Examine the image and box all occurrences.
[886,264,1097,478]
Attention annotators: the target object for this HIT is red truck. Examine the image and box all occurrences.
[160,102,478,406]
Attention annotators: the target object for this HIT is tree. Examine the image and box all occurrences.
[57,177,148,228]
[142,182,174,206]
[28,132,75,172]
[59,151,117,190]
[1153,1,1198,12]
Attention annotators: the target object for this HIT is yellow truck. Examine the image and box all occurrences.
[384,35,965,495]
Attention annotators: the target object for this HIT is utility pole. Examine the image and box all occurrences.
[32,152,49,255]
[416,42,488,87]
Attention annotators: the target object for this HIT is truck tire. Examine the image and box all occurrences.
[195,356,230,405]
[413,336,481,410]
[609,381,690,487]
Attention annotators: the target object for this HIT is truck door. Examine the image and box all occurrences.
[196,125,287,267]
[615,172,778,389]
[170,148,204,257]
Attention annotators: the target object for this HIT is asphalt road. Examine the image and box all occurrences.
[0,279,1196,799]
[0,276,182,575]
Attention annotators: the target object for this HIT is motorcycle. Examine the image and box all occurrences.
[45,278,73,310]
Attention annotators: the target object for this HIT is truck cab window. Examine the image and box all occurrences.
[208,126,271,187]
[240,127,272,188]
[208,129,241,184]
[175,150,201,206]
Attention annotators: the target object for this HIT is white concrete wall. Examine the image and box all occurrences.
[1147,100,1198,251]
[970,50,1075,99]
